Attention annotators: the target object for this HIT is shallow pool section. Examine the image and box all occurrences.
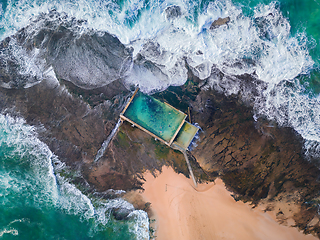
[173,121,199,150]
[121,91,186,144]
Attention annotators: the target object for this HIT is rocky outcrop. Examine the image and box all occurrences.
[0,18,320,237]
[0,11,133,90]
[0,75,139,193]
[1,67,320,238]
[165,5,182,20]
[83,121,208,191]
[210,17,231,29]
[136,72,320,237]
[191,87,320,203]
[178,76,320,237]
[112,208,133,220]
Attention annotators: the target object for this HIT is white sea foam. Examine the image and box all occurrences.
[128,210,150,240]
[0,0,318,149]
[0,219,31,237]
[0,228,18,237]
[0,0,313,86]
[56,179,95,218]
[304,139,320,160]
[8,218,30,226]
[0,113,150,238]
[0,113,59,206]
[0,0,318,237]
[253,80,320,157]
[103,198,150,239]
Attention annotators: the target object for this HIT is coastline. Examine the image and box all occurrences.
[0,2,320,239]
[141,166,317,240]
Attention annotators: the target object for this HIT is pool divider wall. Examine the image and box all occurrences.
[168,117,186,146]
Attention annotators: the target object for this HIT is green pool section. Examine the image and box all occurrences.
[173,122,199,150]
[123,91,186,143]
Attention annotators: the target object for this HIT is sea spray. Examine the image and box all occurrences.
[0,10,134,89]
[0,0,319,237]
[0,0,319,157]
[0,0,318,157]
[0,229,19,237]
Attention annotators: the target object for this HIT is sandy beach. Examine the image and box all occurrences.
[141,166,317,240]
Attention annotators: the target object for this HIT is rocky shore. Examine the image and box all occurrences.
[1,21,320,238]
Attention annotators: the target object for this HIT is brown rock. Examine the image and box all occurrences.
[210,17,231,29]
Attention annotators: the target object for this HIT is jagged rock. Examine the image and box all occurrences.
[210,17,230,29]
[165,5,182,20]
[0,11,133,90]
[112,208,133,220]
[1,18,320,236]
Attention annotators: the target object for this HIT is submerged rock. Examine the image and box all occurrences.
[112,208,133,220]
[210,17,230,29]
[164,5,182,20]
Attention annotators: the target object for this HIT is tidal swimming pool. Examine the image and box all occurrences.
[122,91,186,143]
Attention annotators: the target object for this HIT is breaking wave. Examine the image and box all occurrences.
[0,0,318,153]
[0,113,149,239]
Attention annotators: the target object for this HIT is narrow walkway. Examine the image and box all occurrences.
[182,151,198,188]
[172,143,197,188]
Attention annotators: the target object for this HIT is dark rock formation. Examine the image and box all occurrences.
[83,121,208,191]
[134,71,320,237]
[191,87,320,204]
[112,208,133,220]
[165,5,182,20]
[189,77,320,237]
[1,62,320,237]
[210,17,231,29]
[0,74,139,191]
[0,11,133,90]
[1,15,320,238]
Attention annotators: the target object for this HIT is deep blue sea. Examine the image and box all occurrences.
[0,0,319,239]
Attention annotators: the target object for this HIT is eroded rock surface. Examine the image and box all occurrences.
[210,17,231,29]
[143,72,320,237]
[165,5,182,20]
[0,21,320,238]
[0,11,133,90]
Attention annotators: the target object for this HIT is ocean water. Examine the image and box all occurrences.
[0,0,319,238]
[0,114,149,239]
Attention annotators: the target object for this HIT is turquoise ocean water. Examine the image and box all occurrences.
[0,0,319,239]
[0,114,148,239]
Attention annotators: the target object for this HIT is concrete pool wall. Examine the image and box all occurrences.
[120,88,199,150]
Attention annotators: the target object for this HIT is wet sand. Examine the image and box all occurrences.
[141,166,317,240]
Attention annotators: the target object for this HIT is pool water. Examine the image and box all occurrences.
[173,122,199,150]
[123,91,186,143]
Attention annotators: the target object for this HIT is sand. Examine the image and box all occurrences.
[141,166,317,240]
